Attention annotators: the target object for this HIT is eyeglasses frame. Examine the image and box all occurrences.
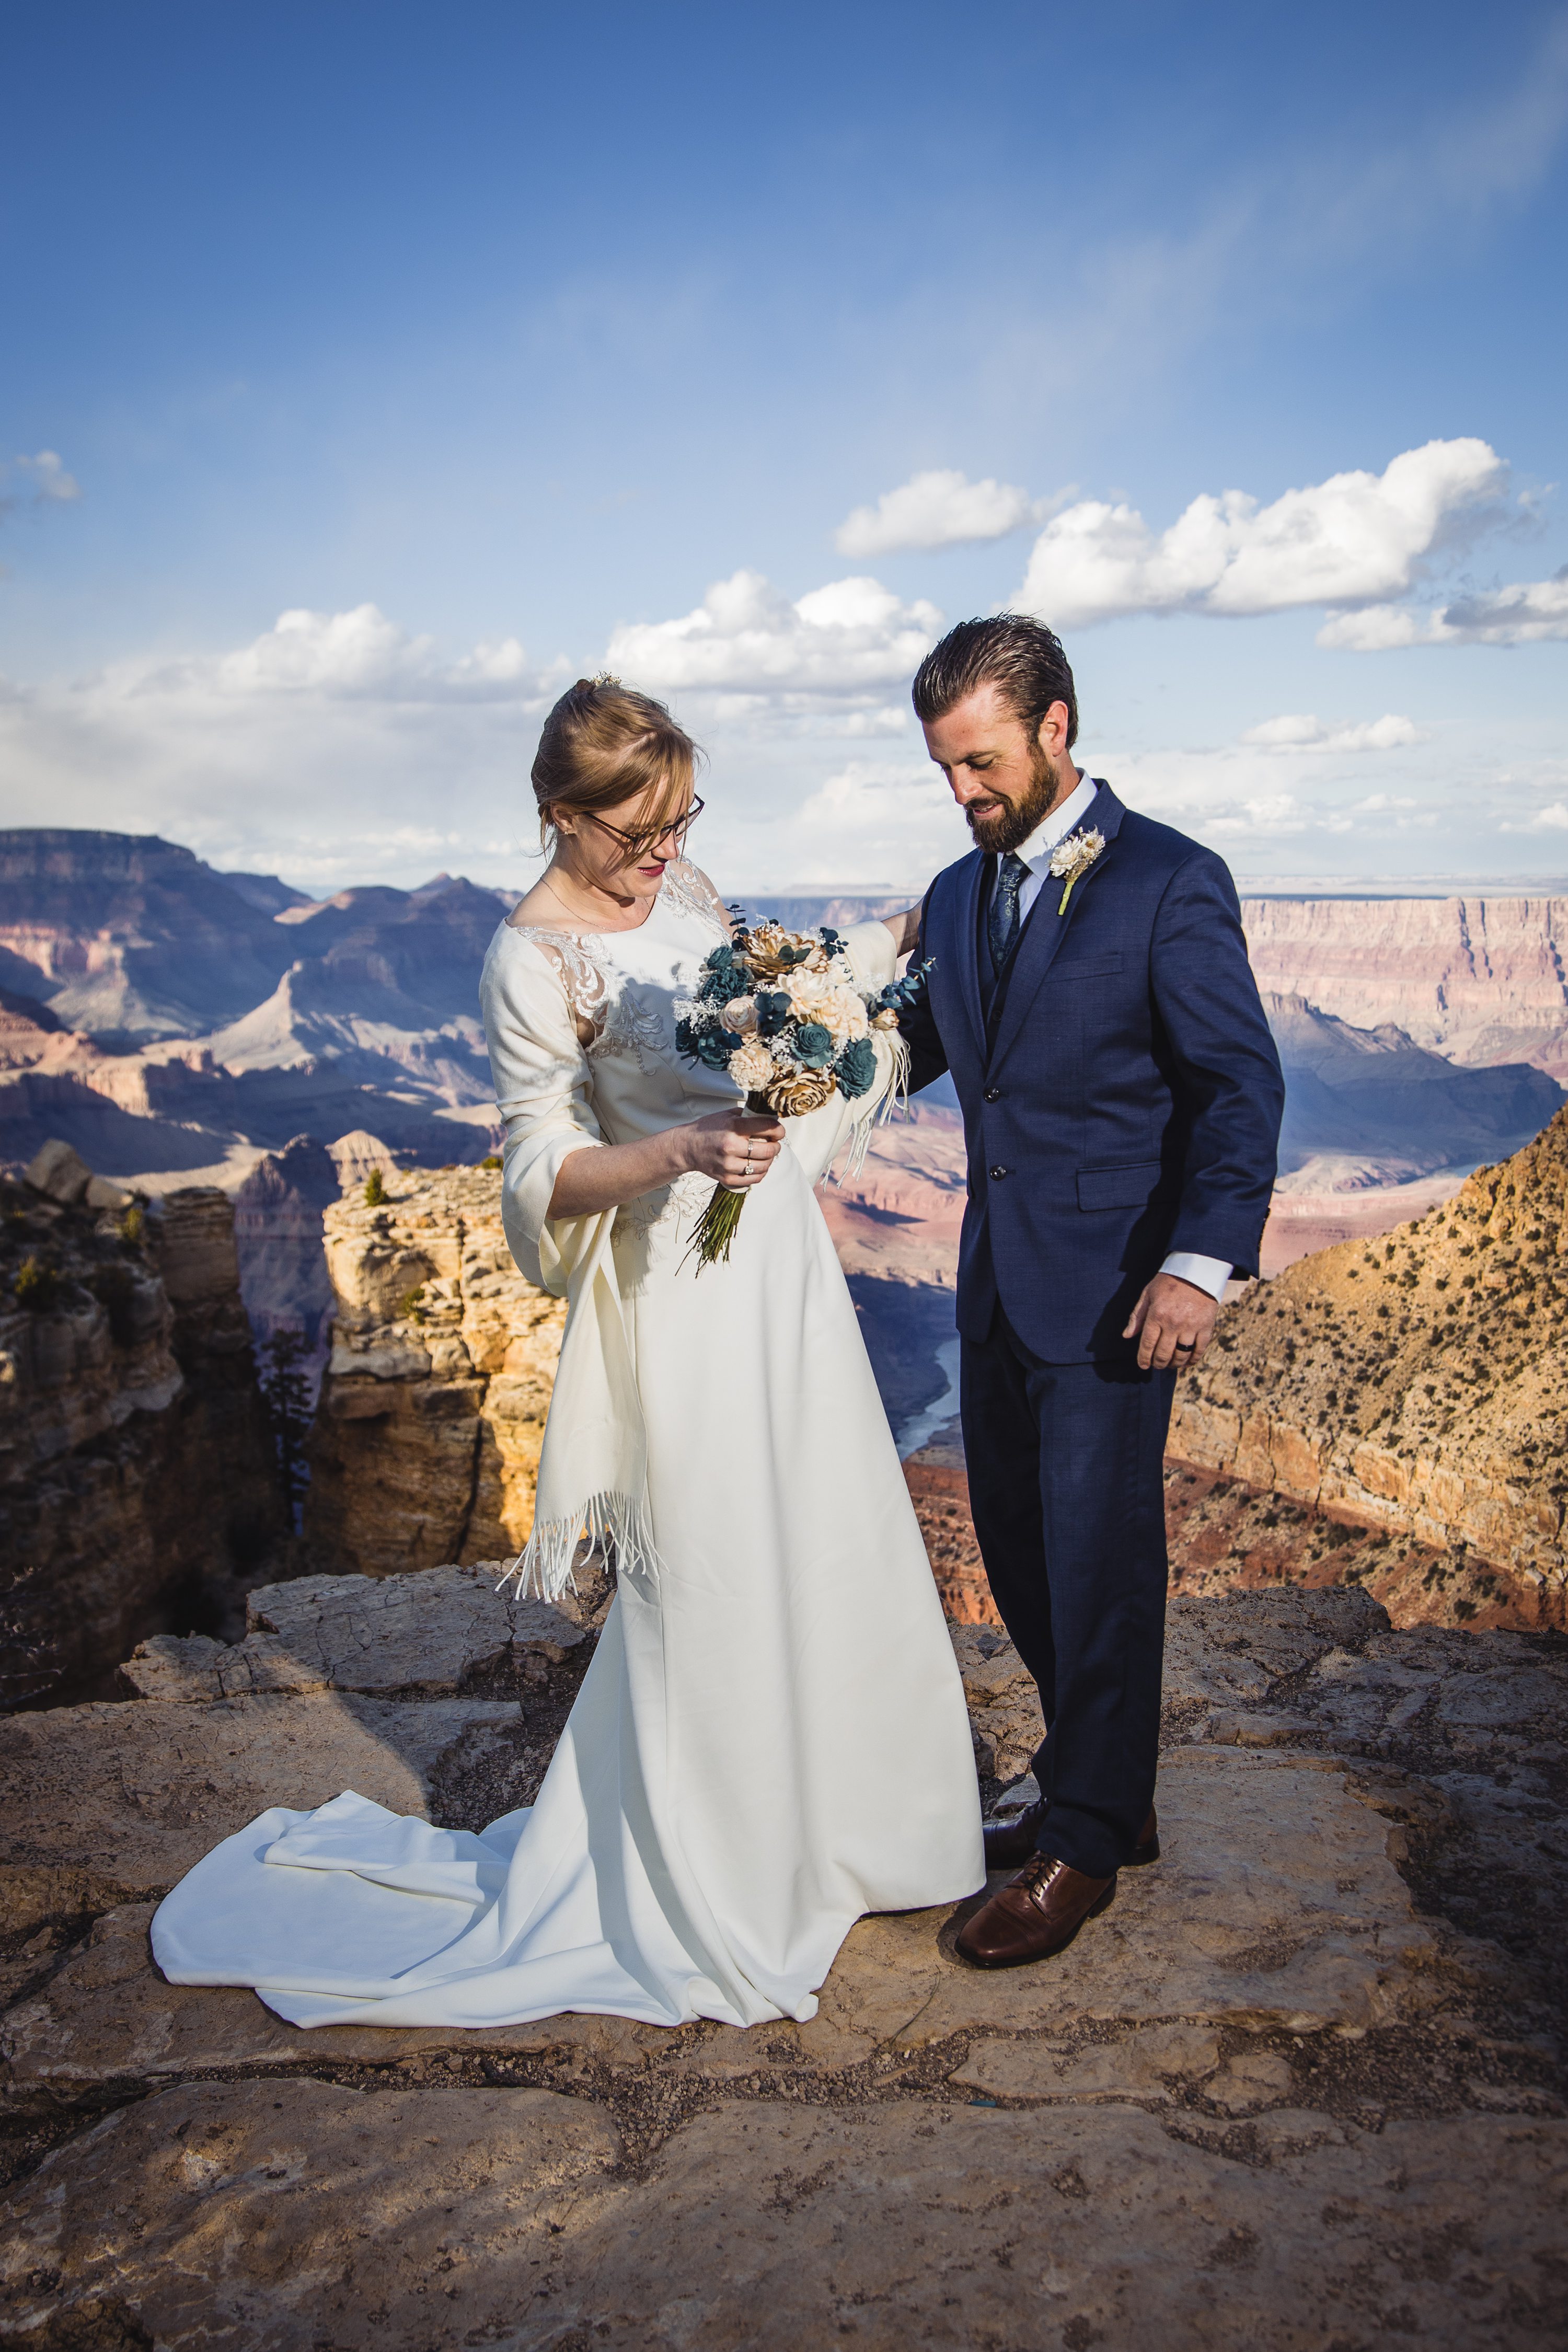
[580,794,706,861]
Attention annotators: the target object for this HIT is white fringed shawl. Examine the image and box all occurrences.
[479,909,901,1605]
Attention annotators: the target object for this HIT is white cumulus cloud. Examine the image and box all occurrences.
[1318,566,1568,649]
[0,606,567,884]
[1239,713,1427,752]
[741,759,972,889]
[604,570,941,698]
[1014,439,1506,628]
[834,469,1042,557]
[131,604,558,704]
[13,449,81,502]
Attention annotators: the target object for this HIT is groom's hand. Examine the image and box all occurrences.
[1123,1274,1217,1372]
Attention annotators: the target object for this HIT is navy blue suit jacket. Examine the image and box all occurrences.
[904,783,1285,1363]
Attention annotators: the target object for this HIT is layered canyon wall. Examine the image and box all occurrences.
[1241,894,1568,1078]
[0,1151,285,1699]
[304,1166,567,1575]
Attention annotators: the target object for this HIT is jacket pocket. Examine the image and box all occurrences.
[1076,1159,1163,1212]
[1052,953,1124,981]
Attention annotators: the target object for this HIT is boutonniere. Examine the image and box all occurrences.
[1048,827,1106,915]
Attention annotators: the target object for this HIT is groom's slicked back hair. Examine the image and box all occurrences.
[912,615,1078,751]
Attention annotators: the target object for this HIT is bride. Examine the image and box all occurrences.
[152,675,983,2031]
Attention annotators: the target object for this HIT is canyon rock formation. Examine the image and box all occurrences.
[1242,893,1568,1078]
[0,1574,1561,2347]
[0,830,298,1040]
[1168,1109,1568,1623]
[0,835,513,1180]
[304,1165,567,1575]
[0,1153,284,1701]
[1267,990,1562,1179]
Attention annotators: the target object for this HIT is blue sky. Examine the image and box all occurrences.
[3,0,1566,892]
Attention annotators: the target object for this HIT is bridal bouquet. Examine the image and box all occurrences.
[675,918,929,1269]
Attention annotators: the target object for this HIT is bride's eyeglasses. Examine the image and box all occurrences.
[584,795,705,862]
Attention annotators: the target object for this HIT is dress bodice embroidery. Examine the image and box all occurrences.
[502,864,733,1250]
[503,862,730,1058]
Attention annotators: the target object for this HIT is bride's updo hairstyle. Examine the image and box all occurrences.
[530,674,701,851]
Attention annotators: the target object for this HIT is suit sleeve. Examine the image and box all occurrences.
[1149,854,1284,1281]
[902,889,950,1094]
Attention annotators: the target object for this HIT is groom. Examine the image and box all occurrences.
[902,616,1284,1969]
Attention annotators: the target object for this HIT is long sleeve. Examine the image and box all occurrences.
[903,893,950,1094]
[785,921,907,1188]
[479,929,607,1296]
[1149,854,1285,1280]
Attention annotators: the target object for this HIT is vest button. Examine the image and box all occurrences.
[983,1086,1001,1102]
[989,1165,1009,1180]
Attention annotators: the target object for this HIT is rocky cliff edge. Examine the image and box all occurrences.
[0,1575,1561,2347]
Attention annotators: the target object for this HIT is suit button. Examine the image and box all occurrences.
[983,1086,1001,1101]
[989,1165,1009,1180]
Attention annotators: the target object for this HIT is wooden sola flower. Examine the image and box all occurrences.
[1048,826,1106,915]
[674,918,931,1270]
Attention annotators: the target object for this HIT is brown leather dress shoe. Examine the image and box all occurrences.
[982,1803,1159,1872]
[956,1853,1116,1969]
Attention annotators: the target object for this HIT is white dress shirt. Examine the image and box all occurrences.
[990,772,1233,1310]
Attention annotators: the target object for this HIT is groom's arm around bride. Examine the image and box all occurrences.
[898,614,1285,1971]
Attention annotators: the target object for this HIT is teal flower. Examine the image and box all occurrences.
[676,1017,738,1069]
[793,1022,834,1068]
[835,1036,877,1098]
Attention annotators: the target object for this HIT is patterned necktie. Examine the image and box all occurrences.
[988,851,1030,975]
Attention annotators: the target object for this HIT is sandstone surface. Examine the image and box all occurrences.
[304,1165,568,1574]
[120,1565,584,1700]
[5,2080,1562,2351]
[1168,1110,1568,1611]
[0,1574,1561,2346]
[0,1690,521,1923]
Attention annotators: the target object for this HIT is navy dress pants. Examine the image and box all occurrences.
[960,1304,1175,1880]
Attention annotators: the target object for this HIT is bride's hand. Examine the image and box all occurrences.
[678,1108,786,1190]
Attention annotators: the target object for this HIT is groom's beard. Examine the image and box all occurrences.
[964,749,1064,856]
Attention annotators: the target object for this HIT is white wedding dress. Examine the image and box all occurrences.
[152,863,982,2030]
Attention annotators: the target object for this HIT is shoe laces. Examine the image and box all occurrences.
[1013,1853,1065,1900]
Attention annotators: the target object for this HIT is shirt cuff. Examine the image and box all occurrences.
[1160,1251,1233,1305]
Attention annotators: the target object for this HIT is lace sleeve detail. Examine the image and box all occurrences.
[659,859,733,941]
[504,926,614,1043]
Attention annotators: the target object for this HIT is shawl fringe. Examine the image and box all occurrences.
[839,1030,911,1181]
[497,1487,661,1607]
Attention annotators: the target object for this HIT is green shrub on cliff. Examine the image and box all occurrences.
[363,1168,387,1207]
[14,1255,61,1312]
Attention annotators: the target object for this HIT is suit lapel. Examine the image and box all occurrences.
[987,783,1124,1071]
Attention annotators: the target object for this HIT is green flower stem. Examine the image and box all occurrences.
[684,1091,770,1273]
